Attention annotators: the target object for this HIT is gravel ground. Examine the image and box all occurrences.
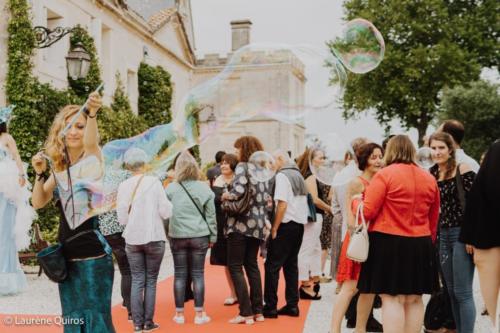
[0,253,497,332]
[304,265,497,333]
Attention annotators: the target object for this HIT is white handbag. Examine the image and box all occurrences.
[346,202,370,262]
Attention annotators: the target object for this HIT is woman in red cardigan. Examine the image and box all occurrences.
[354,135,440,333]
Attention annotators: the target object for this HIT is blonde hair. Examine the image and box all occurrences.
[175,151,201,182]
[384,135,416,166]
[44,105,82,172]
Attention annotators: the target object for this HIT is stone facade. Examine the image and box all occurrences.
[0,0,195,115]
[194,21,306,164]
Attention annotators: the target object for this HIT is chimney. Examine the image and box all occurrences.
[231,20,252,51]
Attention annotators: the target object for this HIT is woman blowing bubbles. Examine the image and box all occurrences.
[31,92,116,333]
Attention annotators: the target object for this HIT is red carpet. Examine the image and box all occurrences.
[1,261,311,332]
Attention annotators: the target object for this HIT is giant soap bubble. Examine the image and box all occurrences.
[307,133,354,186]
[56,18,386,215]
[329,18,385,74]
[248,151,276,183]
[173,43,348,148]
[416,147,435,170]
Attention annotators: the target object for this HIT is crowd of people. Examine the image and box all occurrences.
[0,95,498,333]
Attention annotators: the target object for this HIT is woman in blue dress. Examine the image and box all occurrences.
[31,93,116,333]
[0,107,35,296]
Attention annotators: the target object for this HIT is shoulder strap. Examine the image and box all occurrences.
[455,165,466,212]
[128,175,145,214]
[179,182,214,236]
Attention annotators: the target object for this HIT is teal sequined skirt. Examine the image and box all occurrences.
[58,254,115,333]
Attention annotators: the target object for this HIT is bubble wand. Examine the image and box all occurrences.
[60,82,104,138]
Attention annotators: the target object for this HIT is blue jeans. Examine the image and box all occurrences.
[170,236,209,312]
[126,241,165,327]
[439,227,476,333]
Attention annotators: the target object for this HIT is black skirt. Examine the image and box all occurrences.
[357,232,439,295]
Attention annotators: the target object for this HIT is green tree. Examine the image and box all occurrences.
[138,62,173,127]
[439,80,500,160]
[328,0,499,144]
[111,72,132,113]
[99,72,148,144]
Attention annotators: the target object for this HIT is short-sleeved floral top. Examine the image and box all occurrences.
[225,162,272,241]
[437,171,475,228]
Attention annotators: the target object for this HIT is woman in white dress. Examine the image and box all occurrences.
[0,106,36,296]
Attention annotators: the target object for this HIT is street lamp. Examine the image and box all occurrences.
[206,108,217,125]
[65,43,91,80]
[33,26,91,80]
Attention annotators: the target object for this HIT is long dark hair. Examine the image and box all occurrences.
[429,132,456,180]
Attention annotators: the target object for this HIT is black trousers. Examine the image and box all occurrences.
[227,232,263,317]
[105,233,132,314]
[264,221,304,310]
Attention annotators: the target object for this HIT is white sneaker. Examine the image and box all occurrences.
[254,314,265,322]
[194,314,211,325]
[223,297,238,305]
[172,315,185,324]
[229,315,254,325]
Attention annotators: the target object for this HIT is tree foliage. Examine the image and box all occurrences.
[6,0,172,243]
[329,0,499,143]
[439,80,500,160]
[138,62,173,127]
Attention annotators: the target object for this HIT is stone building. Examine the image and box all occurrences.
[194,20,306,163]
[0,0,305,164]
[0,0,195,115]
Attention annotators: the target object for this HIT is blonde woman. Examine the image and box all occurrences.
[31,93,116,332]
[165,151,217,325]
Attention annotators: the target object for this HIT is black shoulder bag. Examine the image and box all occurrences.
[221,163,252,217]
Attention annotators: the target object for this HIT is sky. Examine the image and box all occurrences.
[189,0,498,145]
[190,0,419,145]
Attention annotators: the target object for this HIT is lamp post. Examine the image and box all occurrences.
[33,26,91,80]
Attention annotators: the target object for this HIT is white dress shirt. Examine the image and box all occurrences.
[274,173,308,225]
[455,149,480,173]
[117,175,173,245]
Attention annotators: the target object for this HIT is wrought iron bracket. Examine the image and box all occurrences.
[33,26,77,49]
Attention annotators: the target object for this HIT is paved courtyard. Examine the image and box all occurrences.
[0,248,496,332]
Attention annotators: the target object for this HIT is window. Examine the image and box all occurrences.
[44,8,66,68]
[127,70,138,115]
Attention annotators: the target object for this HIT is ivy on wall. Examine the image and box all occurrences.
[138,62,172,127]
[6,0,179,243]
[7,0,76,242]
[99,73,148,144]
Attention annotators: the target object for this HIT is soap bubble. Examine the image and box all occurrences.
[248,151,276,182]
[416,147,435,169]
[50,154,105,229]
[173,43,347,148]
[329,18,385,74]
[308,133,353,186]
